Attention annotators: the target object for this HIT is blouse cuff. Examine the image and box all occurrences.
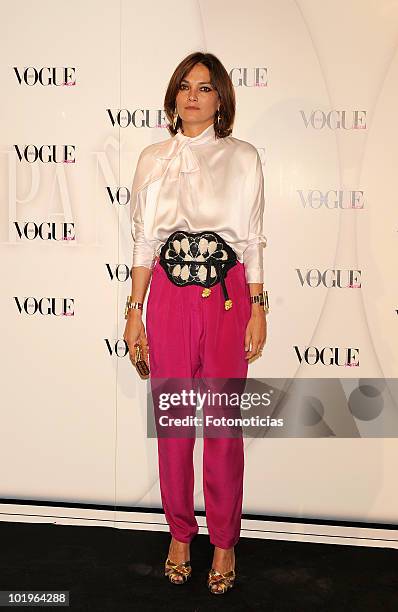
[243,234,267,283]
[130,180,157,270]
[243,150,267,284]
[245,267,264,284]
[131,219,157,270]
[243,240,266,284]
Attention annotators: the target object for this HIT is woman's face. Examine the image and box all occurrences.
[175,63,220,129]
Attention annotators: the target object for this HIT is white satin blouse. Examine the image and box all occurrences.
[130,122,267,283]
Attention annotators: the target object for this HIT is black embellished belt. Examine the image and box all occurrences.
[158,230,238,310]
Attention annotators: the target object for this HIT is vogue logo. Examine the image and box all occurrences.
[105,264,131,282]
[300,110,366,129]
[14,145,76,163]
[107,109,166,128]
[13,67,76,86]
[296,269,361,288]
[14,222,75,241]
[229,67,267,87]
[14,297,75,316]
[298,190,364,209]
[294,346,360,366]
[104,339,130,357]
[106,186,130,206]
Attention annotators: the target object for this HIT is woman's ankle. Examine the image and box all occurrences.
[171,536,190,547]
[212,546,235,571]
[169,536,190,561]
[213,545,234,554]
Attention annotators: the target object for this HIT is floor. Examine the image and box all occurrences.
[1,521,397,611]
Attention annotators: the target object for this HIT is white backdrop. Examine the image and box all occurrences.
[1,0,398,530]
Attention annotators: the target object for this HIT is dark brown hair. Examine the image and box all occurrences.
[164,52,235,139]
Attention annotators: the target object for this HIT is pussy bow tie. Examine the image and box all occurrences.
[154,124,218,182]
[132,125,217,196]
[130,125,218,240]
[154,133,200,181]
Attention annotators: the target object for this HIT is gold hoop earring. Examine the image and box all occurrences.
[172,105,178,130]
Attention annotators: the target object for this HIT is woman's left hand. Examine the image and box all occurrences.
[244,311,267,361]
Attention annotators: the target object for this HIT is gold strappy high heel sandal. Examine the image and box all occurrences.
[207,567,236,594]
[164,557,192,584]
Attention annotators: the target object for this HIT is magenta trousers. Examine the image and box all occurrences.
[145,256,251,549]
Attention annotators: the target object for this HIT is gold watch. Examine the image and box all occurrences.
[124,296,143,319]
[250,290,269,313]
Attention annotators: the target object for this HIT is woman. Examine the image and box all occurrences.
[123,52,268,595]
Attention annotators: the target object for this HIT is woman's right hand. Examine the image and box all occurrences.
[123,311,150,368]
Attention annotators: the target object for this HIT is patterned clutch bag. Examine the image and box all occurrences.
[133,343,150,377]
